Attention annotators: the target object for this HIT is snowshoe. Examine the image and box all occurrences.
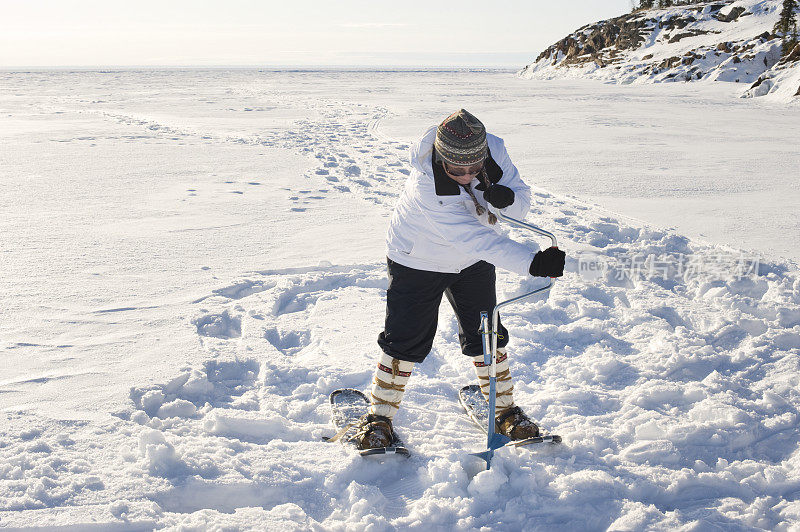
[325,388,410,457]
[459,384,561,447]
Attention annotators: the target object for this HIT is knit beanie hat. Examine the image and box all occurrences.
[434,109,488,166]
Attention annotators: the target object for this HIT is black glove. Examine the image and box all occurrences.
[529,247,565,277]
[483,185,515,209]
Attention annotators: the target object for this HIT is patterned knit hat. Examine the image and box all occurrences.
[434,109,488,166]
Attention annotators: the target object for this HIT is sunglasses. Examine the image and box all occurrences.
[443,161,485,177]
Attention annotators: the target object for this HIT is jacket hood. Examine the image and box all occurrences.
[409,126,438,177]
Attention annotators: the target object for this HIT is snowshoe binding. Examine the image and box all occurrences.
[459,384,561,447]
[495,406,540,440]
[352,413,395,449]
[325,388,410,457]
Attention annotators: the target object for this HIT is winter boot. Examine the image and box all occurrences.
[495,406,539,440]
[354,353,413,450]
[352,413,395,449]
[368,353,414,419]
[471,348,539,440]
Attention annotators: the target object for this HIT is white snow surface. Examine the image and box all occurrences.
[1,69,799,530]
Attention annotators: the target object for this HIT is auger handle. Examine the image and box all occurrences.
[478,211,559,469]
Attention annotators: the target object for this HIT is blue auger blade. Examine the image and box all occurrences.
[488,433,512,450]
[469,450,493,467]
[470,433,513,468]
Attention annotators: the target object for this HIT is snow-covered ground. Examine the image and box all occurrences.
[1,69,799,530]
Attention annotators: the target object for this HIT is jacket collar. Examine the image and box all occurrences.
[432,151,460,196]
[431,148,503,196]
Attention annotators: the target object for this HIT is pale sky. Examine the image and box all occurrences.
[1,0,632,68]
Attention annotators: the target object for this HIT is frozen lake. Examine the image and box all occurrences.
[3,69,798,263]
[1,69,799,529]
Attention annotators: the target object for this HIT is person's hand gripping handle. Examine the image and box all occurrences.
[529,246,566,279]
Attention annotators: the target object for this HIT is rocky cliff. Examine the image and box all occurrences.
[519,0,800,101]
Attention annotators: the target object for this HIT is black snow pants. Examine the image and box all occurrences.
[377,258,509,363]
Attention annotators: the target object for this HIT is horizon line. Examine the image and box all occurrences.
[0,64,525,72]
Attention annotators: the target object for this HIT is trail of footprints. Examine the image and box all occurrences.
[99,99,411,212]
[97,96,584,226]
[293,104,409,209]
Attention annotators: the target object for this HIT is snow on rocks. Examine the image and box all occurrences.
[520,0,800,102]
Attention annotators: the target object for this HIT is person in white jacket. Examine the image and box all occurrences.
[354,109,565,450]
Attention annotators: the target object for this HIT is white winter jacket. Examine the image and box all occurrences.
[386,126,538,276]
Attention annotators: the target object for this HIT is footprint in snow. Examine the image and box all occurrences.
[264,327,311,356]
[129,358,261,419]
[192,310,241,339]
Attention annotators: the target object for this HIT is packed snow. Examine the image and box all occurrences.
[1,69,799,530]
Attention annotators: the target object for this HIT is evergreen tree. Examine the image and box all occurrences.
[775,0,798,36]
[775,0,799,56]
[786,23,800,56]
[636,0,705,11]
